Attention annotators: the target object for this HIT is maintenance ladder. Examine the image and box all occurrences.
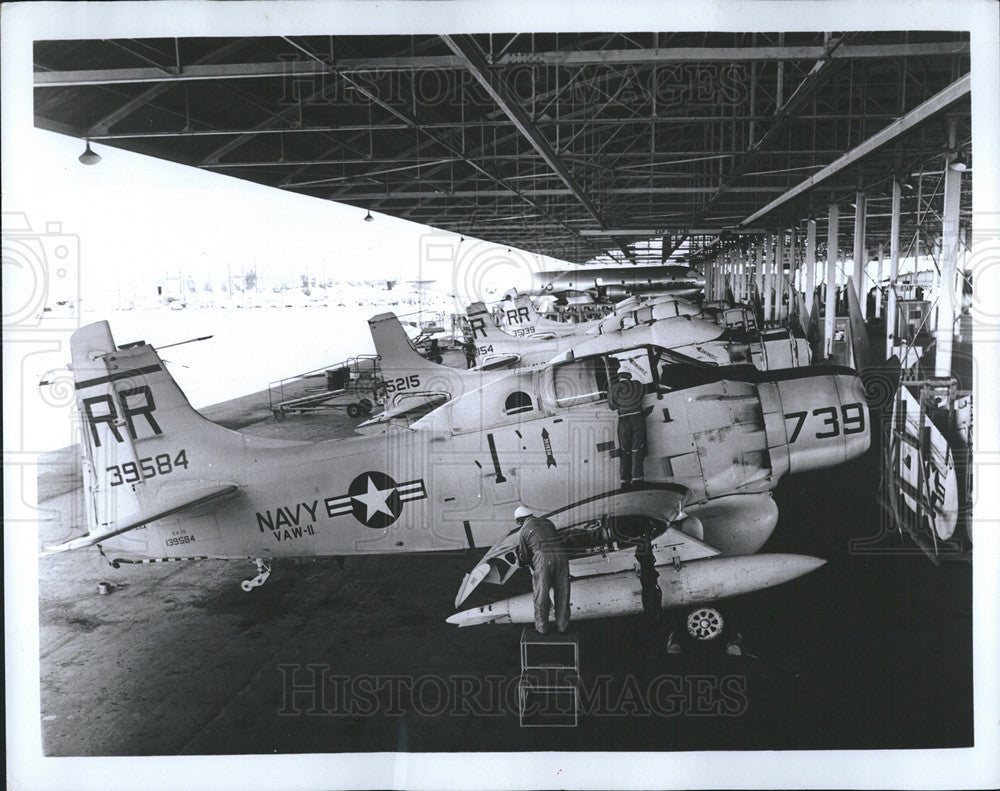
[518,627,579,727]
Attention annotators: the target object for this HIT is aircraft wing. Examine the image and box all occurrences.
[41,484,239,554]
[454,486,704,606]
[454,527,521,607]
[357,392,450,431]
[448,489,829,628]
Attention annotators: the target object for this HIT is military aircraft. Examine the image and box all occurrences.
[47,320,868,640]
[530,264,706,301]
[356,312,516,433]
[497,291,703,338]
[465,300,726,368]
[473,298,812,371]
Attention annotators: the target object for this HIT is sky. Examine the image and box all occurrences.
[4,126,570,309]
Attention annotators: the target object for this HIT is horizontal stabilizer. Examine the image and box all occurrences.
[476,354,521,370]
[358,393,449,431]
[42,484,238,555]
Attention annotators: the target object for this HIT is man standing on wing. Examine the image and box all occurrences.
[608,369,647,489]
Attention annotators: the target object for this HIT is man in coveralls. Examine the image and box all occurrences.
[608,369,647,488]
[633,514,684,655]
[514,505,571,635]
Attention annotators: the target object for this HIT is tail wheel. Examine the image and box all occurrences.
[686,607,725,641]
[346,403,361,418]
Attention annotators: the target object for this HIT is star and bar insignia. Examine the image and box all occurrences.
[325,471,428,528]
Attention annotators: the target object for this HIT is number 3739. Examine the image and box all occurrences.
[107,449,189,486]
[784,403,865,443]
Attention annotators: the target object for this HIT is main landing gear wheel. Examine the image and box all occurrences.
[686,607,725,641]
[346,403,362,418]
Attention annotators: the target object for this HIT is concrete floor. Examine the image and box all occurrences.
[37,379,973,755]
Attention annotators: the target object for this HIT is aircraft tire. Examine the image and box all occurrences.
[346,403,362,418]
[685,606,725,641]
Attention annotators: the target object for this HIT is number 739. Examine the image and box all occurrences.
[784,403,865,443]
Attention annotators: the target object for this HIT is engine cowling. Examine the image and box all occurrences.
[759,366,871,477]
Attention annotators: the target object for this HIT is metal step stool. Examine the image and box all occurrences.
[518,626,579,727]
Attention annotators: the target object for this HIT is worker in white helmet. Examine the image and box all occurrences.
[514,505,570,634]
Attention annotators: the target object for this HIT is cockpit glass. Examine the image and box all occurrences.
[552,347,655,408]
[553,357,607,407]
[607,348,653,386]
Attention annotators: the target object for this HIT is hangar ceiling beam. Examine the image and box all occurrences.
[441,34,606,229]
[277,36,618,262]
[34,41,970,86]
[84,39,249,136]
[688,32,853,226]
[332,185,791,199]
[740,73,970,226]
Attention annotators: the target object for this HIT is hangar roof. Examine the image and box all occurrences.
[34,32,971,265]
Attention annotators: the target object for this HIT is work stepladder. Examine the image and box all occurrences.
[518,626,579,727]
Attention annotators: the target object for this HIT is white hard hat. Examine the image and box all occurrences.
[514,505,534,520]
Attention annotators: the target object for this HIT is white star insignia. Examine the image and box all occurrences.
[351,476,397,522]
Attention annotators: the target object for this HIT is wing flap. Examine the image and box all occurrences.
[42,484,238,555]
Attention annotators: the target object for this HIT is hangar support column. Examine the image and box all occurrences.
[787,227,798,320]
[763,232,774,324]
[754,241,764,307]
[720,253,727,302]
[733,244,749,302]
[936,119,962,378]
[875,243,884,318]
[776,230,786,321]
[723,249,731,301]
[853,191,868,316]
[886,177,901,358]
[824,203,839,359]
[803,218,817,322]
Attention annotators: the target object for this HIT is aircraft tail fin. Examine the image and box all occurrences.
[806,289,823,354]
[794,290,811,338]
[465,301,504,344]
[65,321,264,550]
[514,293,542,326]
[845,277,874,370]
[368,312,440,376]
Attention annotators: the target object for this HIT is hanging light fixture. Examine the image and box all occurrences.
[949,151,970,172]
[363,210,374,223]
[78,140,101,166]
